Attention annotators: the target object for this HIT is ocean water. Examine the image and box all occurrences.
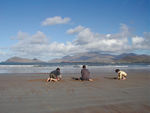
[0,63,150,74]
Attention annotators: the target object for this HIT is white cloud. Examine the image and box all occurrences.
[11,31,80,60]
[131,32,150,50]
[12,31,49,58]
[10,31,29,40]
[42,16,71,26]
[29,31,48,44]
[10,24,150,61]
[106,34,111,37]
[132,36,144,45]
[74,28,98,45]
[143,32,150,47]
[120,23,130,37]
[68,24,131,53]
[66,25,84,34]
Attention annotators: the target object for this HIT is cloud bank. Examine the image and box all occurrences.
[132,32,150,50]
[10,24,150,61]
[69,24,131,53]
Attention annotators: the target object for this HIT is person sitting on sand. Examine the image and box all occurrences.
[47,68,62,82]
[81,65,93,81]
[73,65,93,81]
[115,69,127,80]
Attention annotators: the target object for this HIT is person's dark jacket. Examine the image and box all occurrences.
[81,68,90,80]
[49,70,60,78]
[50,70,60,76]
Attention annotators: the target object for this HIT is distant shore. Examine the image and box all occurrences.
[0,68,150,113]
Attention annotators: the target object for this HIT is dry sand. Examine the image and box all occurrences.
[0,69,150,113]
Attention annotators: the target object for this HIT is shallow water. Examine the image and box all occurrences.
[0,64,150,74]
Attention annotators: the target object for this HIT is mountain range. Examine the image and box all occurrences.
[4,57,45,63]
[2,52,150,63]
[49,52,150,63]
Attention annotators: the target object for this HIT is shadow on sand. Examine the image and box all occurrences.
[72,77,80,80]
[104,77,118,80]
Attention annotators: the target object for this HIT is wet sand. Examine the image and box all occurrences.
[0,69,150,113]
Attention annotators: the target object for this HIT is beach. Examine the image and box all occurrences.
[0,68,150,113]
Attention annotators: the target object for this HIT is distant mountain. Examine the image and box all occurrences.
[114,53,137,60]
[5,57,45,63]
[50,52,115,63]
[116,54,150,63]
[3,53,150,64]
[49,52,150,63]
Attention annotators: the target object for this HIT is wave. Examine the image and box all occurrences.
[0,65,36,68]
[114,65,128,68]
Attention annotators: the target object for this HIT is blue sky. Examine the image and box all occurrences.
[0,0,150,61]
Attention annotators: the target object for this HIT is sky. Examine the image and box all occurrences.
[0,0,150,61]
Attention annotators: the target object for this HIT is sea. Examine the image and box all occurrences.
[0,62,150,74]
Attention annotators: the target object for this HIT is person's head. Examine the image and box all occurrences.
[56,68,60,71]
[82,65,86,69]
[115,69,120,73]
